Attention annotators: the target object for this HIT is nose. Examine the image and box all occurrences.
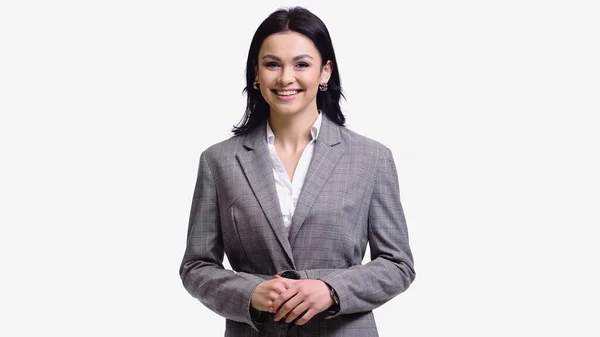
[277,65,295,85]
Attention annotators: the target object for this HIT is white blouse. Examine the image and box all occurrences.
[265,112,322,233]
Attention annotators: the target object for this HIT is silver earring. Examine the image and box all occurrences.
[253,81,259,90]
[319,83,328,91]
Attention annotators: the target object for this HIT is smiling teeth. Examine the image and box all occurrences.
[277,90,299,96]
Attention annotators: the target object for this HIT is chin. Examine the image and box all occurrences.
[270,106,304,117]
[267,98,316,118]
[267,100,303,114]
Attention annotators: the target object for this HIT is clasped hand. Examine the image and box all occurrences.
[251,275,334,325]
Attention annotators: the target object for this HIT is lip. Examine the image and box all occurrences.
[271,89,303,101]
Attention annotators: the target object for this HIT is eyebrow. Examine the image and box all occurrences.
[262,54,313,62]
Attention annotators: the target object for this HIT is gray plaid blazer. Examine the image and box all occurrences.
[180,115,415,336]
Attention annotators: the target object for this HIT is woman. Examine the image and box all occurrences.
[180,6,415,337]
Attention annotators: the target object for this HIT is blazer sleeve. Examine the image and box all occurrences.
[303,146,416,316]
[179,151,265,331]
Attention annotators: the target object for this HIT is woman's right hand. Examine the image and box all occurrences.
[251,276,298,312]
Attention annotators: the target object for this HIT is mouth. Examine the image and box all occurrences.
[271,89,303,100]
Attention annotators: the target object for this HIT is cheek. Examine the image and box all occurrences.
[300,73,321,90]
[257,74,274,97]
[259,87,270,99]
[258,71,276,84]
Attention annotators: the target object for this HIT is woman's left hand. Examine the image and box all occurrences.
[270,276,334,325]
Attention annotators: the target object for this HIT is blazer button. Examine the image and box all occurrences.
[278,270,301,280]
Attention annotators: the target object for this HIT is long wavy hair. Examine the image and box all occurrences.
[232,6,346,136]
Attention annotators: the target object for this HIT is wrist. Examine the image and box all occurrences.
[324,282,340,312]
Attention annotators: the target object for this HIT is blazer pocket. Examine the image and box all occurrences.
[221,203,250,267]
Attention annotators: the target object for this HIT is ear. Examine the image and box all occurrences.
[320,60,333,84]
[254,65,259,83]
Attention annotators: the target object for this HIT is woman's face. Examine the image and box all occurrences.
[256,31,332,118]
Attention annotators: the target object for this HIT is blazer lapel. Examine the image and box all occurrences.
[288,116,345,247]
[236,123,295,267]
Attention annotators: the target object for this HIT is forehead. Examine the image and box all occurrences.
[259,31,320,60]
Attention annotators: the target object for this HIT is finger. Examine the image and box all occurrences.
[268,282,296,313]
[268,291,277,300]
[285,279,303,290]
[271,286,298,312]
[274,292,303,322]
[294,308,317,326]
[276,277,296,289]
[271,276,288,289]
[273,282,289,294]
[285,301,310,324]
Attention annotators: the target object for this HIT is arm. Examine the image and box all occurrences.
[179,152,264,331]
[299,147,415,316]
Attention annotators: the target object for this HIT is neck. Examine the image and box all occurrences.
[268,107,319,152]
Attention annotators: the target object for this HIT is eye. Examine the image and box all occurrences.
[296,62,310,68]
[264,62,279,68]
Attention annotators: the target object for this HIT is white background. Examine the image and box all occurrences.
[1,1,599,336]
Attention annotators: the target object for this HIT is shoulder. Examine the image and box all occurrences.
[338,126,393,163]
[202,135,243,159]
[197,133,248,173]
